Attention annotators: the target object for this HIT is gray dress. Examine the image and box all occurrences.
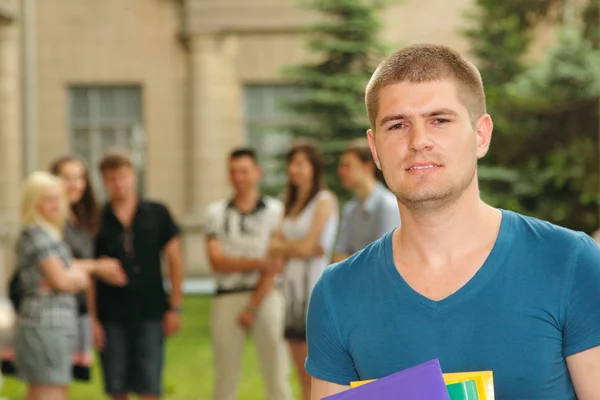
[14,225,77,385]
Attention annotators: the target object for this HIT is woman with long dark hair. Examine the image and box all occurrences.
[49,155,127,382]
[269,140,339,400]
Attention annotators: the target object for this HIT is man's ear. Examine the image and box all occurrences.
[367,129,381,169]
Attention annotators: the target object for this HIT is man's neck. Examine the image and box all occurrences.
[394,182,501,270]
[355,179,378,202]
[234,188,260,211]
[110,195,138,226]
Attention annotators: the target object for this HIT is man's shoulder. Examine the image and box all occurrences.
[262,196,283,211]
[321,235,389,291]
[341,198,360,215]
[509,210,587,246]
[205,199,229,216]
[140,199,170,213]
[505,210,598,271]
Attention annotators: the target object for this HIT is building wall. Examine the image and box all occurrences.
[182,0,475,276]
[25,0,477,278]
[0,0,21,296]
[36,0,187,219]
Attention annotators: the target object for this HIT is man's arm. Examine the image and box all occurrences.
[563,235,600,398]
[249,271,277,309]
[305,273,359,398]
[311,378,349,400]
[206,238,267,274]
[238,269,279,330]
[165,237,184,309]
[567,345,600,399]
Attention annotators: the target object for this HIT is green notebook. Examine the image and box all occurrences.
[447,379,479,400]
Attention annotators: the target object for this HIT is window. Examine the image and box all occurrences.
[244,85,305,195]
[69,86,145,200]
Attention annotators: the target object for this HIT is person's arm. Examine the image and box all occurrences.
[23,228,87,293]
[71,258,128,286]
[238,268,280,330]
[165,237,183,310]
[305,272,358,398]
[206,238,267,273]
[40,256,88,293]
[567,345,600,399]
[269,195,335,260]
[563,235,600,399]
[312,378,350,400]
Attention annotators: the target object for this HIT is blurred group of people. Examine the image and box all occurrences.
[0,137,402,400]
[2,149,183,400]
[204,138,401,400]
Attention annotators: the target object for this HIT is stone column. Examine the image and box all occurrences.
[187,33,244,216]
[0,8,22,296]
[184,33,244,276]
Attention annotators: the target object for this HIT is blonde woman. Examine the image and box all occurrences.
[14,172,90,400]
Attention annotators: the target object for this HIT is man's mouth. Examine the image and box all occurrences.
[406,164,441,171]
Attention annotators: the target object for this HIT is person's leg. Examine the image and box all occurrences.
[99,323,131,400]
[16,327,73,400]
[26,385,68,400]
[253,290,293,400]
[131,320,165,400]
[289,340,311,400]
[211,294,249,400]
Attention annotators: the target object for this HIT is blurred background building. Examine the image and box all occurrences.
[0,0,479,288]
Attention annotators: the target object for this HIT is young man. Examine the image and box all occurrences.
[204,148,292,400]
[333,138,400,263]
[91,149,183,400]
[307,44,600,399]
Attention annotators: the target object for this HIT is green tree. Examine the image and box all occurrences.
[283,0,389,198]
[466,0,600,232]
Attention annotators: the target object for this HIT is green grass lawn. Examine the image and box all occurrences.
[1,296,302,399]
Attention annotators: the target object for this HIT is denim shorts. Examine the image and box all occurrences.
[100,320,164,396]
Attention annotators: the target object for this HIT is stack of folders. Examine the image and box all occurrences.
[323,359,495,400]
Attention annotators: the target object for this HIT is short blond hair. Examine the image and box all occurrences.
[365,43,486,130]
[20,171,68,238]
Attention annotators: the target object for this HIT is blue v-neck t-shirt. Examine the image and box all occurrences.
[306,209,600,399]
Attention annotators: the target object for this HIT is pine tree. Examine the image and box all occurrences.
[284,0,388,196]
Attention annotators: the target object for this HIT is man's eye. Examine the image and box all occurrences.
[389,123,403,130]
[434,118,450,124]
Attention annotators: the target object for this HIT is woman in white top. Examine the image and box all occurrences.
[269,140,339,400]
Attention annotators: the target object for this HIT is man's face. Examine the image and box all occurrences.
[102,166,137,202]
[367,79,492,211]
[338,152,371,191]
[229,156,260,194]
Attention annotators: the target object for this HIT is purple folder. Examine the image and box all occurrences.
[323,359,450,400]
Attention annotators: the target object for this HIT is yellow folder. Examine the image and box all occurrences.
[350,371,494,400]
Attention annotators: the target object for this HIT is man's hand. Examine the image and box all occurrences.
[92,318,106,351]
[93,257,128,286]
[238,310,256,331]
[261,257,285,273]
[163,310,182,337]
